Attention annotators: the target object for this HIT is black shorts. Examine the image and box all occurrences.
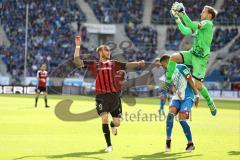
[96,93,122,118]
[37,86,46,92]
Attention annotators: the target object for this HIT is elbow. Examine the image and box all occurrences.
[74,58,83,68]
[181,31,191,36]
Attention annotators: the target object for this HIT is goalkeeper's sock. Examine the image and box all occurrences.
[166,112,174,140]
[179,120,192,142]
[200,86,212,105]
[166,60,177,83]
[102,124,112,147]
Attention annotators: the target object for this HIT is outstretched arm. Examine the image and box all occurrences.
[74,36,84,68]
[126,60,145,70]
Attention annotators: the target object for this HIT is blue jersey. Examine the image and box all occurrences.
[171,64,194,101]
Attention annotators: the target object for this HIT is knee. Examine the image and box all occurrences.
[169,106,177,116]
[114,122,120,127]
[113,119,120,127]
[170,53,182,63]
[179,112,188,120]
[101,113,109,123]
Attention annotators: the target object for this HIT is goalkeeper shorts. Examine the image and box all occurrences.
[180,50,209,81]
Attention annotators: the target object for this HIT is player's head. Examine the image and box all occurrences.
[159,55,170,69]
[154,58,161,67]
[96,45,110,60]
[201,6,218,20]
[40,64,46,71]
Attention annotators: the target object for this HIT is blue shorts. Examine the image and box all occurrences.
[169,98,193,113]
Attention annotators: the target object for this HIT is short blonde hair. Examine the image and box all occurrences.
[155,58,160,62]
[96,45,110,53]
[204,5,218,19]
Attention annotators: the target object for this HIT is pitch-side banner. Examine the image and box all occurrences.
[83,23,116,34]
[0,86,36,94]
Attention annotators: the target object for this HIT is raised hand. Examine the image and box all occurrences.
[75,35,81,46]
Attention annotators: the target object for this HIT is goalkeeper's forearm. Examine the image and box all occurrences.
[181,13,198,30]
[176,19,192,35]
[74,46,84,68]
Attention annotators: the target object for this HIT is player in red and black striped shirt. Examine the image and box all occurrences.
[35,64,50,108]
[74,36,145,152]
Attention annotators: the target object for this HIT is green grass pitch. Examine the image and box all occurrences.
[0,94,239,160]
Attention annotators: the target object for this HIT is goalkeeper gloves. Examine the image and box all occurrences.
[170,8,179,20]
[176,2,185,14]
[170,9,181,24]
[171,2,186,17]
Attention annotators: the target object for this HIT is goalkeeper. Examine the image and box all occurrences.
[166,2,218,116]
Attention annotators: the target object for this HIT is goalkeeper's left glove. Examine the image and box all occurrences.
[175,2,185,16]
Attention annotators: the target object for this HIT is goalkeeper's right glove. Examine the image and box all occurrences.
[170,10,181,24]
[170,7,179,20]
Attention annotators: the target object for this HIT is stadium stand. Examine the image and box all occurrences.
[125,23,158,61]
[86,0,143,24]
[229,36,240,52]
[215,0,240,25]
[211,28,238,51]
[0,0,86,83]
[206,55,240,82]
[165,27,184,51]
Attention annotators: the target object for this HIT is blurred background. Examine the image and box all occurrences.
[0,0,239,98]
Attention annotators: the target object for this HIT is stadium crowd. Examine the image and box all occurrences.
[211,28,238,51]
[215,0,240,25]
[229,36,240,52]
[86,0,143,24]
[125,23,158,62]
[0,0,86,83]
[219,55,240,81]
[165,27,184,51]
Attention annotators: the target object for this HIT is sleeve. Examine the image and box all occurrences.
[177,21,193,35]
[181,14,199,31]
[36,71,40,78]
[198,20,211,30]
[178,65,192,80]
[115,61,126,71]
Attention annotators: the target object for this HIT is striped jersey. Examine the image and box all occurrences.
[84,60,126,94]
[37,70,47,87]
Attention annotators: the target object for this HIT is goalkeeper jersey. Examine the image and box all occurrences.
[179,14,214,57]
